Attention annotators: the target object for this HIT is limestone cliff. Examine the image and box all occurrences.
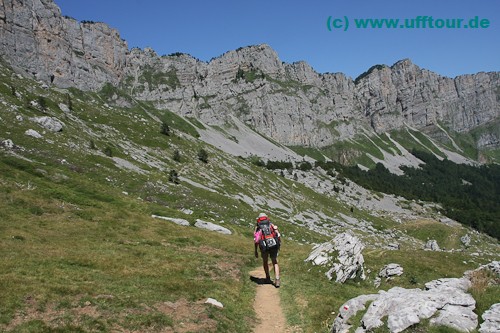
[1,0,499,151]
[0,0,128,90]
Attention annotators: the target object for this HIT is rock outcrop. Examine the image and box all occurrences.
[332,277,477,333]
[480,303,500,333]
[305,233,366,283]
[30,116,63,132]
[379,263,404,278]
[332,262,500,333]
[0,0,128,90]
[461,234,472,247]
[424,239,440,251]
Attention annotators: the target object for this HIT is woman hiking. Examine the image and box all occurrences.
[254,213,281,287]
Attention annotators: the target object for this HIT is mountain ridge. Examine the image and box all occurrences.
[1,0,499,159]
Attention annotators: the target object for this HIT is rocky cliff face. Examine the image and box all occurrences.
[124,46,500,149]
[1,0,499,150]
[0,0,128,90]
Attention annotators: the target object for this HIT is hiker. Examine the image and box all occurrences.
[254,213,281,287]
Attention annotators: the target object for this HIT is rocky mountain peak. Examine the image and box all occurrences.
[1,0,499,155]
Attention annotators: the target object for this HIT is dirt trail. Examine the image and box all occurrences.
[250,267,287,333]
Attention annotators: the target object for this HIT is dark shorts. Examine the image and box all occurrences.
[261,247,279,260]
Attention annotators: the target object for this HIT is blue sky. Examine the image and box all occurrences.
[53,0,499,79]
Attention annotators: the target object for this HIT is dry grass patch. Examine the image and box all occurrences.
[2,295,220,333]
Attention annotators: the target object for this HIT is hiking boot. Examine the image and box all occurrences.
[275,278,280,288]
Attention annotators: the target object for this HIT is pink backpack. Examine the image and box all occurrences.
[254,230,262,244]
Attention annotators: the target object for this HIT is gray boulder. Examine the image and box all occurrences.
[31,116,64,132]
[58,103,71,113]
[386,243,400,250]
[424,239,440,251]
[305,233,366,283]
[25,129,42,138]
[379,264,404,278]
[481,261,500,276]
[151,215,189,226]
[331,277,477,333]
[1,139,15,149]
[305,241,335,266]
[331,294,379,333]
[461,234,471,247]
[194,219,231,235]
[331,261,500,333]
[479,303,500,333]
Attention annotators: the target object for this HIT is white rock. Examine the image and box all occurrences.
[379,264,404,278]
[25,129,42,138]
[181,208,194,215]
[31,116,64,132]
[194,219,231,234]
[461,234,471,247]
[1,139,14,149]
[332,274,481,333]
[205,298,223,308]
[58,103,71,113]
[151,215,190,226]
[424,239,440,251]
[306,233,366,283]
[480,303,500,333]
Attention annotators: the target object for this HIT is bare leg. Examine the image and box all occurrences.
[261,251,270,280]
[271,257,280,279]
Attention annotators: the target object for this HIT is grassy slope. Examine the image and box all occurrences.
[0,62,499,332]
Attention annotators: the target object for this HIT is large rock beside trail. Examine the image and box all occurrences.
[332,261,500,333]
[479,303,500,333]
[305,233,366,283]
[331,277,477,333]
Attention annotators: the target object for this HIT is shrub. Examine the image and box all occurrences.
[161,122,171,136]
[173,150,181,162]
[65,93,73,111]
[104,146,113,157]
[197,148,208,163]
[266,160,293,170]
[298,161,313,171]
[37,96,47,110]
[168,170,179,184]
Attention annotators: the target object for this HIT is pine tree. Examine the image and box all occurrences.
[173,149,181,162]
[168,169,179,184]
[198,148,208,163]
[160,122,171,136]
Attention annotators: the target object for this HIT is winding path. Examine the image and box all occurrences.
[250,268,287,333]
